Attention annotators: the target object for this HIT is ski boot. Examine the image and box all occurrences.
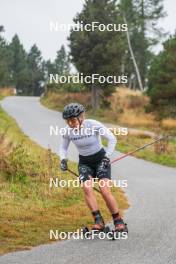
[110,216,128,240]
[91,217,105,231]
[82,219,110,238]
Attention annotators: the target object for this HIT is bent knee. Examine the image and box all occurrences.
[99,180,111,195]
[83,180,94,195]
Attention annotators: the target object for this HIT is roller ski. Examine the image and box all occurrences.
[82,222,111,239]
[110,216,128,240]
[81,220,128,240]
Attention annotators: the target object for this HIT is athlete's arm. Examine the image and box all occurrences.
[91,120,117,157]
[59,135,71,160]
[101,126,117,157]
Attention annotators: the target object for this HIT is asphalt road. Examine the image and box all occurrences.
[0,96,176,264]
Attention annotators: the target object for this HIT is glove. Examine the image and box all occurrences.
[102,156,110,167]
[60,159,68,171]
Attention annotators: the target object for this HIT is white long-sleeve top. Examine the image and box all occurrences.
[59,119,117,160]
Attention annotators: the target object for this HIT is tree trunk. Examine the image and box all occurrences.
[91,84,99,110]
[140,0,146,87]
[123,15,144,91]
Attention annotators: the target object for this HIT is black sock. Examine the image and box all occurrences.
[92,210,103,223]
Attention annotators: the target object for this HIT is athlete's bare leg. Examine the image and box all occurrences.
[82,176,99,212]
[99,178,119,214]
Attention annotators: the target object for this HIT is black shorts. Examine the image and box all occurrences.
[78,148,111,183]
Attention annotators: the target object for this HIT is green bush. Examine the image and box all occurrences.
[148,34,176,117]
[46,82,86,93]
[5,143,38,183]
[62,82,86,93]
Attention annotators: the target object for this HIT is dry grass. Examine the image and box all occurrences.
[41,90,91,111]
[42,87,176,132]
[0,87,15,100]
[108,87,155,127]
[109,88,176,131]
[0,170,129,254]
[115,133,176,167]
[110,87,149,110]
[161,119,176,130]
[0,165,129,255]
[113,109,155,127]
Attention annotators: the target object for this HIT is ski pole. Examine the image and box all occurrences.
[67,168,101,194]
[111,135,169,165]
[67,135,168,190]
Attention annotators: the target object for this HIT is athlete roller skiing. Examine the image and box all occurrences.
[59,103,127,233]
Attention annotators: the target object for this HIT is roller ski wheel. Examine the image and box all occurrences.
[103,225,111,233]
[82,226,90,237]
[82,225,111,238]
[111,223,128,240]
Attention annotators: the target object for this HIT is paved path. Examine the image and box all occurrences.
[0,96,176,264]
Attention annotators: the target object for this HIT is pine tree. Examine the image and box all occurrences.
[54,45,70,75]
[120,0,166,89]
[0,26,11,87]
[9,34,28,91]
[0,26,4,32]
[135,0,165,87]
[69,0,126,110]
[148,34,176,118]
[45,59,56,75]
[26,44,45,96]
